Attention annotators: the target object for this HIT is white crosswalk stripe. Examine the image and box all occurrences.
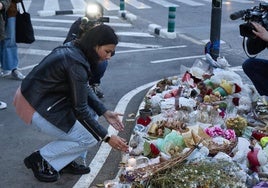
[229,0,254,3]
[44,0,59,11]
[173,0,205,6]
[147,0,179,8]
[96,0,119,11]
[125,0,151,9]
[70,0,85,10]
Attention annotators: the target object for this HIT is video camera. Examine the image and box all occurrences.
[230,3,268,38]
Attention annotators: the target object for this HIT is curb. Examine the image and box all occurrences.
[118,10,137,22]
[148,24,177,39]
[37,9,84,16]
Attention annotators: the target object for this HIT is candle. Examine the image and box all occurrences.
[128,157,137,167]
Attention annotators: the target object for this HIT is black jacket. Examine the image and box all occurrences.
[21,42,108,141]
[64,18,82,44]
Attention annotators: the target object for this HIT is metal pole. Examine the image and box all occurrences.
[120,0,125,11]
[208,0,222,60]
[168,7,176,32]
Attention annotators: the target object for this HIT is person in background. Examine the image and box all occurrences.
[0,0,25,80]
[0,0,11,110]
[0,0,10,39]
[242,22,268,105]
[13,24,129,182]
[64,1,107,98]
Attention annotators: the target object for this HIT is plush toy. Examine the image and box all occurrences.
[247,145,268,173]
[212,80,241,97]
[129,132,145,156]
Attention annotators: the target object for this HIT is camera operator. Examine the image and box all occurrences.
[242,22,268,105]
[64,1,107,99]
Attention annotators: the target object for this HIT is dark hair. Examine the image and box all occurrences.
[75,24,118,66]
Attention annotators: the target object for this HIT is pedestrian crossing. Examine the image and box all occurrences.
[17,0,251,64]
[29,0,255,16]
[17,13,161,63]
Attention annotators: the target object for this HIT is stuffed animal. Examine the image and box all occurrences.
[212,80,241,97]
[129,132,145,156]
[247,145,268,173]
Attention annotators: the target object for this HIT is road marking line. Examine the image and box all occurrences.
[31,18,132,28]
[70,0,85,10]
[31,18,75,23]
[116,45,186,53]
[151,55,205,63]
[18,48,51,58]
[33,26,69,32]
[44,0,59,11]
[118,42,161,48]
[106,23,132,27]
[148,0,179,7]
[73,81,158,188]
[34,36,64,42]
[173,0,204,6]
[116,32,153,37]
[126,0,151,9]
[178,33,204,45]
[229,0,254,3]
[18,46,187,64]
[97,0,119,11]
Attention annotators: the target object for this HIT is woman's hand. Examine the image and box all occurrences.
[108,135,129,152]
[252,22,268,42]
[103,110,124,131]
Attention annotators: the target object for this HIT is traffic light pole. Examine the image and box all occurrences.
[207,0,222,60]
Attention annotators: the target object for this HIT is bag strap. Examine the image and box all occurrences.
[20,1,26,13]
[242,37,257,58]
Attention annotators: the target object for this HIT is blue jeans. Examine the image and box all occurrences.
[0,17,19,71]
[31,112,98,171]
[89,60,108,85]
[242,57,268,96]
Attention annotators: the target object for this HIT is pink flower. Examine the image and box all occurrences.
[224,129,236,140]
[205,126,224,137]
[205,126,235,140]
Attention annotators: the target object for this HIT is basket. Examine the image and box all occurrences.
[119,145,196,183]
[207,138,238,157]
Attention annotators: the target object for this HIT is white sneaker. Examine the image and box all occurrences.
[12,69,25,80]
[0,101,7,110]
[0,70,11,78]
